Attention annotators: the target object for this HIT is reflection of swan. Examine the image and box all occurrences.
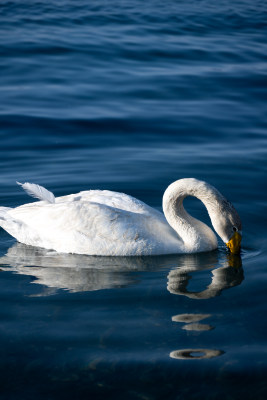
[0,243,163,293]
[167,254,244,299]
[172,314,213,331]
[172,314,211,323]
[0,243,244,295]
[181,323,213,331]
[167,254,241,361]
[0,178,242,256]
[170,349,224,360]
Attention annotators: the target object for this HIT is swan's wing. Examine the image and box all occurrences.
[15,186,163,218]
[6,200,173,255]
[57,190,163,218]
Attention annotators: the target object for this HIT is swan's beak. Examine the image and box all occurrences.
[226,232,242,254]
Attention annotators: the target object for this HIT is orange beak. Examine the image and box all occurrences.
[226,231,242,255]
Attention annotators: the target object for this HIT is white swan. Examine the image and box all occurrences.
[0,178,242,256]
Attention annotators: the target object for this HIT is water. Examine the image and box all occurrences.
[0,0,267,398]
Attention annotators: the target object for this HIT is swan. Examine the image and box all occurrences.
[0,178,242,256]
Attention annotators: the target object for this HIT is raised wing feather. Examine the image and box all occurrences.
[17,182,55,204]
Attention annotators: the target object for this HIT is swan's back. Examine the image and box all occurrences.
[57,189,162,217]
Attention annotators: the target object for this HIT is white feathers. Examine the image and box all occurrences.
[0,208,8,221]
[17,182,55,204]
[0,179,241,256]
[0,207,23,229]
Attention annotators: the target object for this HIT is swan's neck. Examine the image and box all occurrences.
[162,178,221,252]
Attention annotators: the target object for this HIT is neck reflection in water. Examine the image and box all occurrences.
[167,252,243,361]
[167,252,243,300]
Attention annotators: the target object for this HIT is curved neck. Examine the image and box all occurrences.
[162,178,221,252]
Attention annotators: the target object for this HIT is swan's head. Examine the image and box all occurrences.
[211,199,242,254]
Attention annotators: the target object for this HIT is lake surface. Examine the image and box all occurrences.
[0,0,267,398]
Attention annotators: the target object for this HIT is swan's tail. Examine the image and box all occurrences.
[1,182,55,242]
[0,207,12,222]
[17,182,55,203]
[0,207,20,230]
[0,206,30,245]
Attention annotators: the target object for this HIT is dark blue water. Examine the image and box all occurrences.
[0,0,267,398]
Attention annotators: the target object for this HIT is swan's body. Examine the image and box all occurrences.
[0,179,242,256]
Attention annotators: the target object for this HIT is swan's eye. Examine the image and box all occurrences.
[233,226,237,232]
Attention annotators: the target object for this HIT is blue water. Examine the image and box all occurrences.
[0,0,267,398]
